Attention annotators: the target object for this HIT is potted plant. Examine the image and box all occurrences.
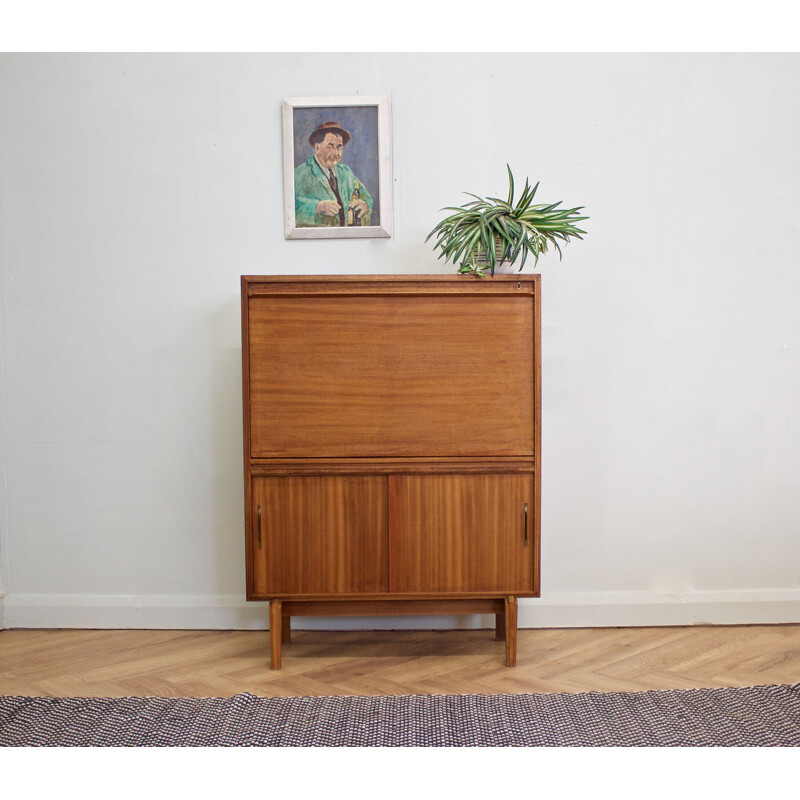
[425,166,588,277]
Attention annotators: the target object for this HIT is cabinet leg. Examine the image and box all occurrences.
[504,596,517,668]
[495,612,506,641]
[269,599,282,670]
[281,614,291,644]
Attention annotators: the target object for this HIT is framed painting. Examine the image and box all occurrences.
[282,95,392,239]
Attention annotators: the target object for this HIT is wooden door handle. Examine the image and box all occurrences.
[523,502,528,547]
[257,504,262,549]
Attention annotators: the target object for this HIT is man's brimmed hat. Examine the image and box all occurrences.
[309,120,352,146]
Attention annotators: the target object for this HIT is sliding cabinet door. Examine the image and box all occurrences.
[389,474,536,594]
[250,476,388,597]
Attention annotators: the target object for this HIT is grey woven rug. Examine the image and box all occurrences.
[2,683,799,746]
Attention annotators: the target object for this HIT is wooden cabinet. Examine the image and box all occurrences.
[241,275,541,668]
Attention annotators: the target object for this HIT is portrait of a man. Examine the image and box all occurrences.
[294,120,373,228]
[283,96,392,239]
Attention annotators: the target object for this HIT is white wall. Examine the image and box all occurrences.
[2,53,799,631]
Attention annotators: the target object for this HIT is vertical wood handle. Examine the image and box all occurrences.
[523,502,528,547]
[257,504,262,549]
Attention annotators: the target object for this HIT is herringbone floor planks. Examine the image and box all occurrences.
[1,625,799,697]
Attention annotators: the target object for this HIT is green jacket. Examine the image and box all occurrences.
[294,156,373,227]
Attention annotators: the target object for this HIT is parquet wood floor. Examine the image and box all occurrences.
[1,624,799,698]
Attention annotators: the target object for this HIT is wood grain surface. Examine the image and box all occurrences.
[250,476,389,597]
[246,292,534,458]
[2,624,798,698]
[388,474,536,594]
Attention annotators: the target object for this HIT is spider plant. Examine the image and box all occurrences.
[426,166,588,277]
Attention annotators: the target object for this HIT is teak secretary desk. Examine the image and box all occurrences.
[241,274,541,668]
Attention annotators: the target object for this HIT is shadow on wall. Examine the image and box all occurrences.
[209,295,247,601]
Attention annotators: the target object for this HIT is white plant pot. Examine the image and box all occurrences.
[492,261,519,274]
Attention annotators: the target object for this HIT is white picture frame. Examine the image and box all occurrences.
[282,95,393,239]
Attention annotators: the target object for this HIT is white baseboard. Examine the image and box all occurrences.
[3,589,800,631]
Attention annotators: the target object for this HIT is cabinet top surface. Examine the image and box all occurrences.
[242,274,539,283]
